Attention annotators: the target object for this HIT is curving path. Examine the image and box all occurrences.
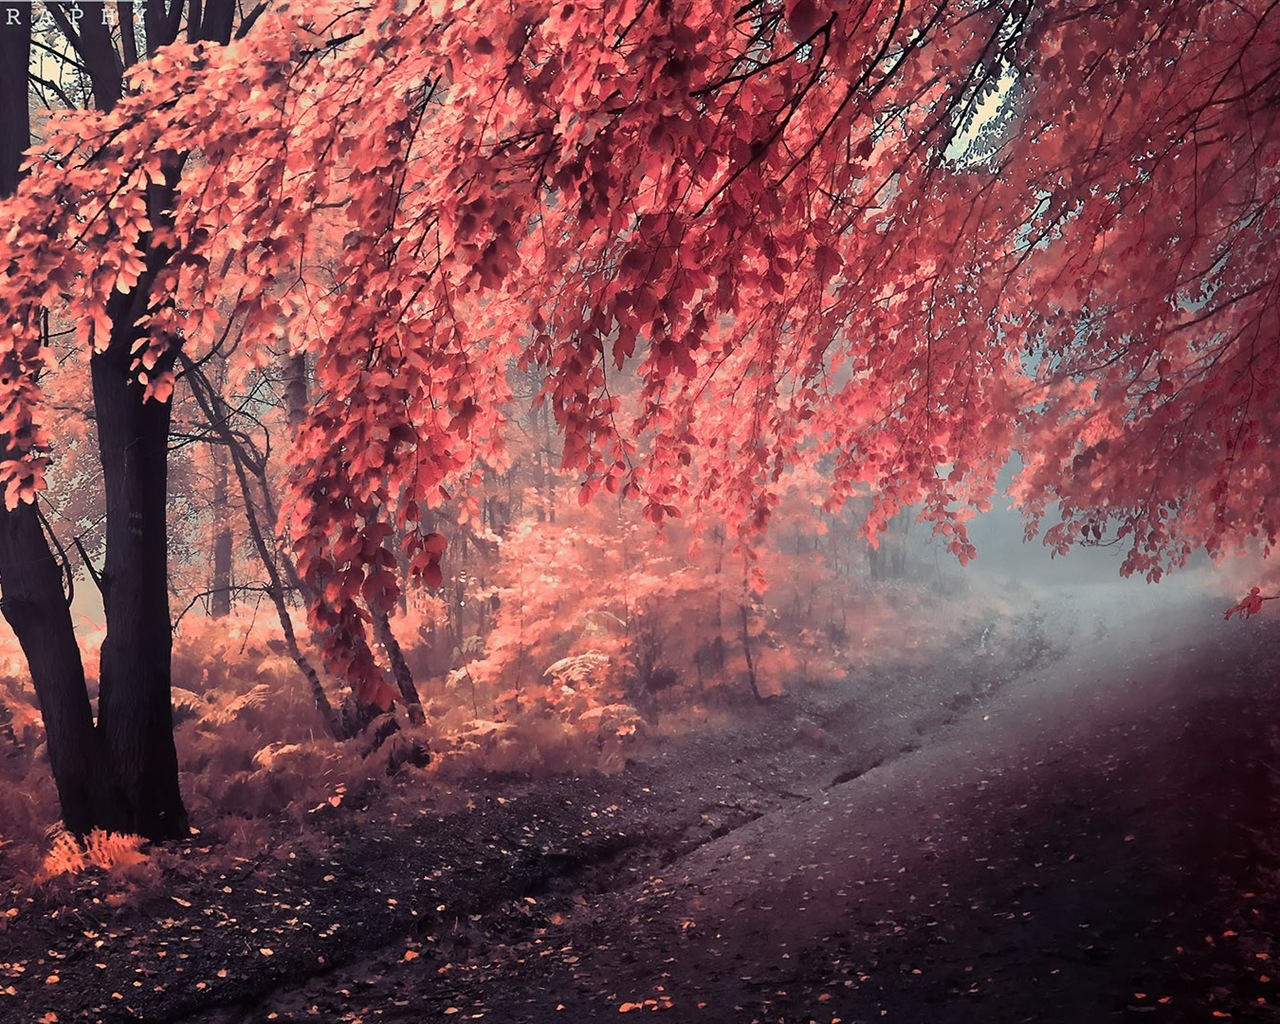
[400,583,1280,1022]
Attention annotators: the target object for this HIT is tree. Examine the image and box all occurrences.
[0,4,115,839]
[1,0,1277,833]
[0,2,265,839]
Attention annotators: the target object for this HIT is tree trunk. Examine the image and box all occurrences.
[371,608,425,725]
[0,6,125,837]
[539,403,555,523]
[178,352,349,740]
[91,332,189,839]
[284,352,309,428]
[739,602,762,702]
[90,158,190,839]
[210,442,233,617]
[273,348,389,733]
[868,510,909,580]
[77,1,242,840]
[0,504,124,834]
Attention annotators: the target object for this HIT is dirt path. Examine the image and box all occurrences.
[4,583,1277,1024]
[465,588,1279,1023]
[256,585,1280,1023]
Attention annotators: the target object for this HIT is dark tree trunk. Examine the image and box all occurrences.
[66,0,227,839]
[78,144,191,840]
[190,0,237,44]
[82,0,243,840]
[91,329,189,839]
[371,608,425,725]
[868,510,909,580]
[0,504,124,834]
[0,6,125,836]
[538,403,555,523]
[739,602,762,702]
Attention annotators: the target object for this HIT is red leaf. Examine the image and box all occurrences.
[358,678,398,711]
[786,0,827,42]
[1225,587,1271,620]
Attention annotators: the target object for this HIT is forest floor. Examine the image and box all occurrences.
[3,578,1279,1024]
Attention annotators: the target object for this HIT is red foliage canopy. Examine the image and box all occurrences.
[0,0,1276,691]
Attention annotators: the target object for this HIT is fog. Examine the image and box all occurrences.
[919,457,1255,619]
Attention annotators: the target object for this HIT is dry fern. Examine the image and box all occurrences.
[201,683,272,727]
[0,681,41,748]
[453,634,486,661]
[251,741,305,768]
[544,651,611,688]
[37,828,147,883]
[213,738,354,820]
[170,686,207,726]
[578,702,642,736]
[457,719,516,743]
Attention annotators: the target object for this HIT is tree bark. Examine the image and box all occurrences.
[0,504,124,834]
[371,609,425,724]
[284,352,309,428]
[210,442,233,617]
[0,5,127,836]
[868,510,909,580]
[739,602,762,702]
[91,315,189,839]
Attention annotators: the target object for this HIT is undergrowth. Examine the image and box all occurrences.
[0,577,1005,893]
